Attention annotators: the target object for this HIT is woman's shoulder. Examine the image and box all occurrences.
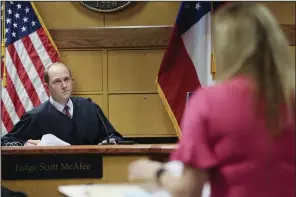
[189,76,255,112]
[209,76,254,95]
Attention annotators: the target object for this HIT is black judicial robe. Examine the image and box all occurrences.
[1,186,28,197]
[1,97,123,146]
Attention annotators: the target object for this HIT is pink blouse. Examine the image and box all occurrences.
[171,76,295,197]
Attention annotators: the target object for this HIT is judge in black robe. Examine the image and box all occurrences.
[1,96,123,146]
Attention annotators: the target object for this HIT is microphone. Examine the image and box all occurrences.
[87,98,115,145]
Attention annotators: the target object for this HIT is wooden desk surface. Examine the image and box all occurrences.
[1,144,177,155]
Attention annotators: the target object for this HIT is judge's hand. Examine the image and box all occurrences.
[99,138,116,145]
[128,159,162,181]
[25,139,41,146]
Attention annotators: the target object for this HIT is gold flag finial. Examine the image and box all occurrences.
[1,1,6,87]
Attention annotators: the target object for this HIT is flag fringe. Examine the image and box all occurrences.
[30,2,59,56]
[156,81,182,139]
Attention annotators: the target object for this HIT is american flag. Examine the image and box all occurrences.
[156,2,224,137]
[1,1,59,136]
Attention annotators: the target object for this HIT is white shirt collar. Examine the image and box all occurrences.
[49,97,74,117]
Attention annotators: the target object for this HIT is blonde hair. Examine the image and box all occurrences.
[214,3,295,136]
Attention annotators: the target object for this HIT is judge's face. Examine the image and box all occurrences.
[47,65,73,105]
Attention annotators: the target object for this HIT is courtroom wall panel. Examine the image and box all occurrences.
[74,94,103,109]
[108,49,164,92]
[34,2,104,28]
[58,49,175,137]
[104,2,181,26]
[263,2,295,51]
[59,50,106,114]
[34,2,180,28]
[102,156,147,183]
[263,2,295,64]
[109,94,175,137]
[262,2,295,24]
[34,2,294,28]
[60,50,103,93]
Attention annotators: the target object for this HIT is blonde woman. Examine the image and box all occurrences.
[129,3,295,197]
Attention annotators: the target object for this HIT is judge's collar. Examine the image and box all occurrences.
[49,97,73,114]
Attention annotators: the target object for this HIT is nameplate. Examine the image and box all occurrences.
[1,154,103,180]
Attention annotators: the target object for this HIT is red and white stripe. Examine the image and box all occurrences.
[181,11,213,87]
[156,3,216,139]
[1,27,59,136]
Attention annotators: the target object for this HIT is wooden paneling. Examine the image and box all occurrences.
[34,2,179,28]
[59,51,103,93]
[34,2,104,28]
[104,2,181,26]
[108,94,175,137]
[49,25,295,50]
[49,26,172,49]
[282,24,295,46]
[34,2,295,28]
[103,156,146,183]
[261,2,295,24]
[34,2,294,28]
[108,50,164,92]
[72,94,103,110]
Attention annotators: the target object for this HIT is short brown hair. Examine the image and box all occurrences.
[44,62,72,84]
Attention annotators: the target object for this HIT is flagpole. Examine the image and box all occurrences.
[210,2,216,81]
[1,1,6,87]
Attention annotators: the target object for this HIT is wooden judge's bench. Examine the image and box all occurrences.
[1,144,176,197]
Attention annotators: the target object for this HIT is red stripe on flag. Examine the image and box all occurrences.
[1,100,15,132]
[157,25,201,135]
[36,28,60,63]
[22,35,47,87]
[7,44,41,107]
[5,73,26,118]
[5,73,26,117]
